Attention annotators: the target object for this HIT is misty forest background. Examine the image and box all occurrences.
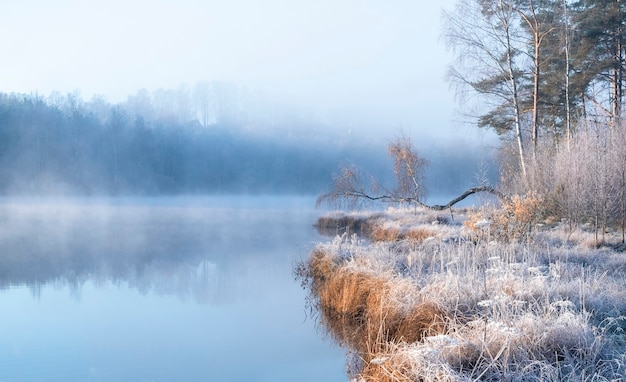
[0,86,491,197]
[7,0,626,213]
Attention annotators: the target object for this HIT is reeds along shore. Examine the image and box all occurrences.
[297,207,626,381]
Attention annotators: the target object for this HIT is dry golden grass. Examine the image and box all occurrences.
[404,227,436,242]
[370,225,402,242]
[302,249,447,378]
[359,339,464,382]
[371,225,436,243]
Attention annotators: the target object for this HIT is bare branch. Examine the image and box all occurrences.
[317,135,504,211]
[424,186,506,210]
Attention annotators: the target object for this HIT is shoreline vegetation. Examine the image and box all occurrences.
[297,206,626,381]
[296,0,626,377]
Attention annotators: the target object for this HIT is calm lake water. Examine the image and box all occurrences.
[0,196,345,381]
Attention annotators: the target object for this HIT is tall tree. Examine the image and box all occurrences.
[571,0,626,123]
[444,0,529,178]
[517,0,560,153]
[563,0,572,146]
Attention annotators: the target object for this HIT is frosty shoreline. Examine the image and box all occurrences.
[298,206,626,381]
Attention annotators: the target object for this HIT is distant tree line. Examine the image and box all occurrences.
[0,88,489,197]
[0,90,364,195]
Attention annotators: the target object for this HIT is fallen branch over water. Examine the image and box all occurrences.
[317,185,505,211]
[419,186,506,211]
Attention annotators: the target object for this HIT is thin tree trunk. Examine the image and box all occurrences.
[532,34,539,157]
[620,165,626,243]
[613,0,623,125]
[501,0,527,180]
[564,0,572,150]
[613,68,617,123]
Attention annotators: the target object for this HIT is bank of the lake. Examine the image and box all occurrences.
[299,207,626,381]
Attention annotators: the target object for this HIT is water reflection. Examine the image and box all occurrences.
[0,197,314,302]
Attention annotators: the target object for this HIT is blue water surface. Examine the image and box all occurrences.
[0,196,345,382]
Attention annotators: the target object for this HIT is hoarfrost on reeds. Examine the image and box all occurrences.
[298,207,626,381]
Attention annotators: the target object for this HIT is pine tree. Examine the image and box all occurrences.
[571,0,626,123]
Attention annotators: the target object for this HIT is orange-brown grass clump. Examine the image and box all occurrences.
[371,225,436,243]
[297,248,447,380]
[404,227,436,242]
[370,224,402,242]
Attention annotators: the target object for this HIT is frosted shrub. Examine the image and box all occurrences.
[463,194,543,243]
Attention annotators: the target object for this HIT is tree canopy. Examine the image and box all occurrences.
[444,0,626,151]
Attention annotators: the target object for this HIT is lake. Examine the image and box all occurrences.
[0,196,346,381]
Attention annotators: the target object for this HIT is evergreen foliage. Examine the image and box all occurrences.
[445,0,626,141]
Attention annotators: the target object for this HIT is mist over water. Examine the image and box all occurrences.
[0,196,346,381]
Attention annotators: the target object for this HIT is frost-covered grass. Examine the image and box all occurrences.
[299,207,626,381]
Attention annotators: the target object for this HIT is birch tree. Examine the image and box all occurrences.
[521,5,562,143]
[444,0,528,178]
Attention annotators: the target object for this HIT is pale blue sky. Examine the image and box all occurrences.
[0,0,483,140]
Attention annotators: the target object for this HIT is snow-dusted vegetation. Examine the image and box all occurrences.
[301,0,626,378]
[297,207,626,381]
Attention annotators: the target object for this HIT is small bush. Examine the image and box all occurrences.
[463,194,543,242]
[493,193,543,241]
